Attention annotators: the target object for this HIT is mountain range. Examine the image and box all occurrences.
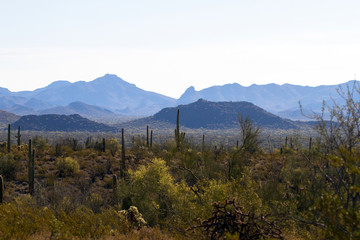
[0,74,357,120]
[7,99,306,132]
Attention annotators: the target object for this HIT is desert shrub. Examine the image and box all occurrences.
[0,196,52,239]
[32,136,49,154]
[120,158,181,226]
[86,193,104,214]
[56,206,108,239]
[0,195,175,239]
[172,173,264,230]
[108,138,121,157]
[0,154,19,179]
[190,199,283,240]
[56,157,79,177]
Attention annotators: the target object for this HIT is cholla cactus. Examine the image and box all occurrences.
[119,206,147,229]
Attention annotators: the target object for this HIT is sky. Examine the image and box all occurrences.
[1,0,360,98]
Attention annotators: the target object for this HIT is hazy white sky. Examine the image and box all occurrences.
[1,0,360,98]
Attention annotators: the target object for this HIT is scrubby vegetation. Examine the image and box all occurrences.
[0,85,360,239]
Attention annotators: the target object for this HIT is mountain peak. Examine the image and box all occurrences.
[46,80,71,89]
[177,86,201,105]
[0,87,11,96]
[100,73,123,80]
[185,86,196,92]
[103,73,119,78]
[91,74,131,87]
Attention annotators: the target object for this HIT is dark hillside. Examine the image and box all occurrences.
[151,99,298,129]
[11,114,116,132]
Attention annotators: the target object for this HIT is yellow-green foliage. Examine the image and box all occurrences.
[171,173,264,229]
[121,158,263,230]
[125,158,179,226]
[56,157,79,177]
[107,138,121,157]
[0,196,151,239]
[0,196,52,240]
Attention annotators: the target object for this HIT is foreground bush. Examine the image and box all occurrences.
[190,199,283,240]
[0,196,161,239]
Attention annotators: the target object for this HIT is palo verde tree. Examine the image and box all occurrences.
[238,114,261,154]
[228,115,261,179]
[299,82,360,238]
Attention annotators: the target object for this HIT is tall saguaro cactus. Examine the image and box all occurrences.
[28,139,32,164]
[28,138,35,195]
[7,124,11,153]
[146,125,149,147]
[113,174,119,204]
[202,134,205,151]
[150,130,153,149]
[0,175,3,204]
[121,128,126,178]
[15,126,21,147]
[102,138,106,152]
[29,149,35,195]
[174,109,185,151]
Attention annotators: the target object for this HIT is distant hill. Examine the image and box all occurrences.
[11,114,116,132]
[40,101,116,119]
[177,81,359,120]
[126,99,299,130]
[0,110,20,128]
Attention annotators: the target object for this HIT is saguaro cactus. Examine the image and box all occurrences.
[28,146,35,195]
[175,109,180,149]
[150,130,153,149]
[28,139,33,194]
[15,126,21,147]
[113,174,119,204]
[7,124,11,153]
[0,175,3,204]
[174,109,185,150]
[146,125,149,147]
[28,139,32,164]
[102,138,106,152]
[202,134,205,151]
[121,128,126,178]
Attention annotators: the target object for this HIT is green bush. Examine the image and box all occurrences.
[0,196,52,239]
[0,154,18,179]
[0,196,137,239]
[56,157,79,177]
[120,158,182,226]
